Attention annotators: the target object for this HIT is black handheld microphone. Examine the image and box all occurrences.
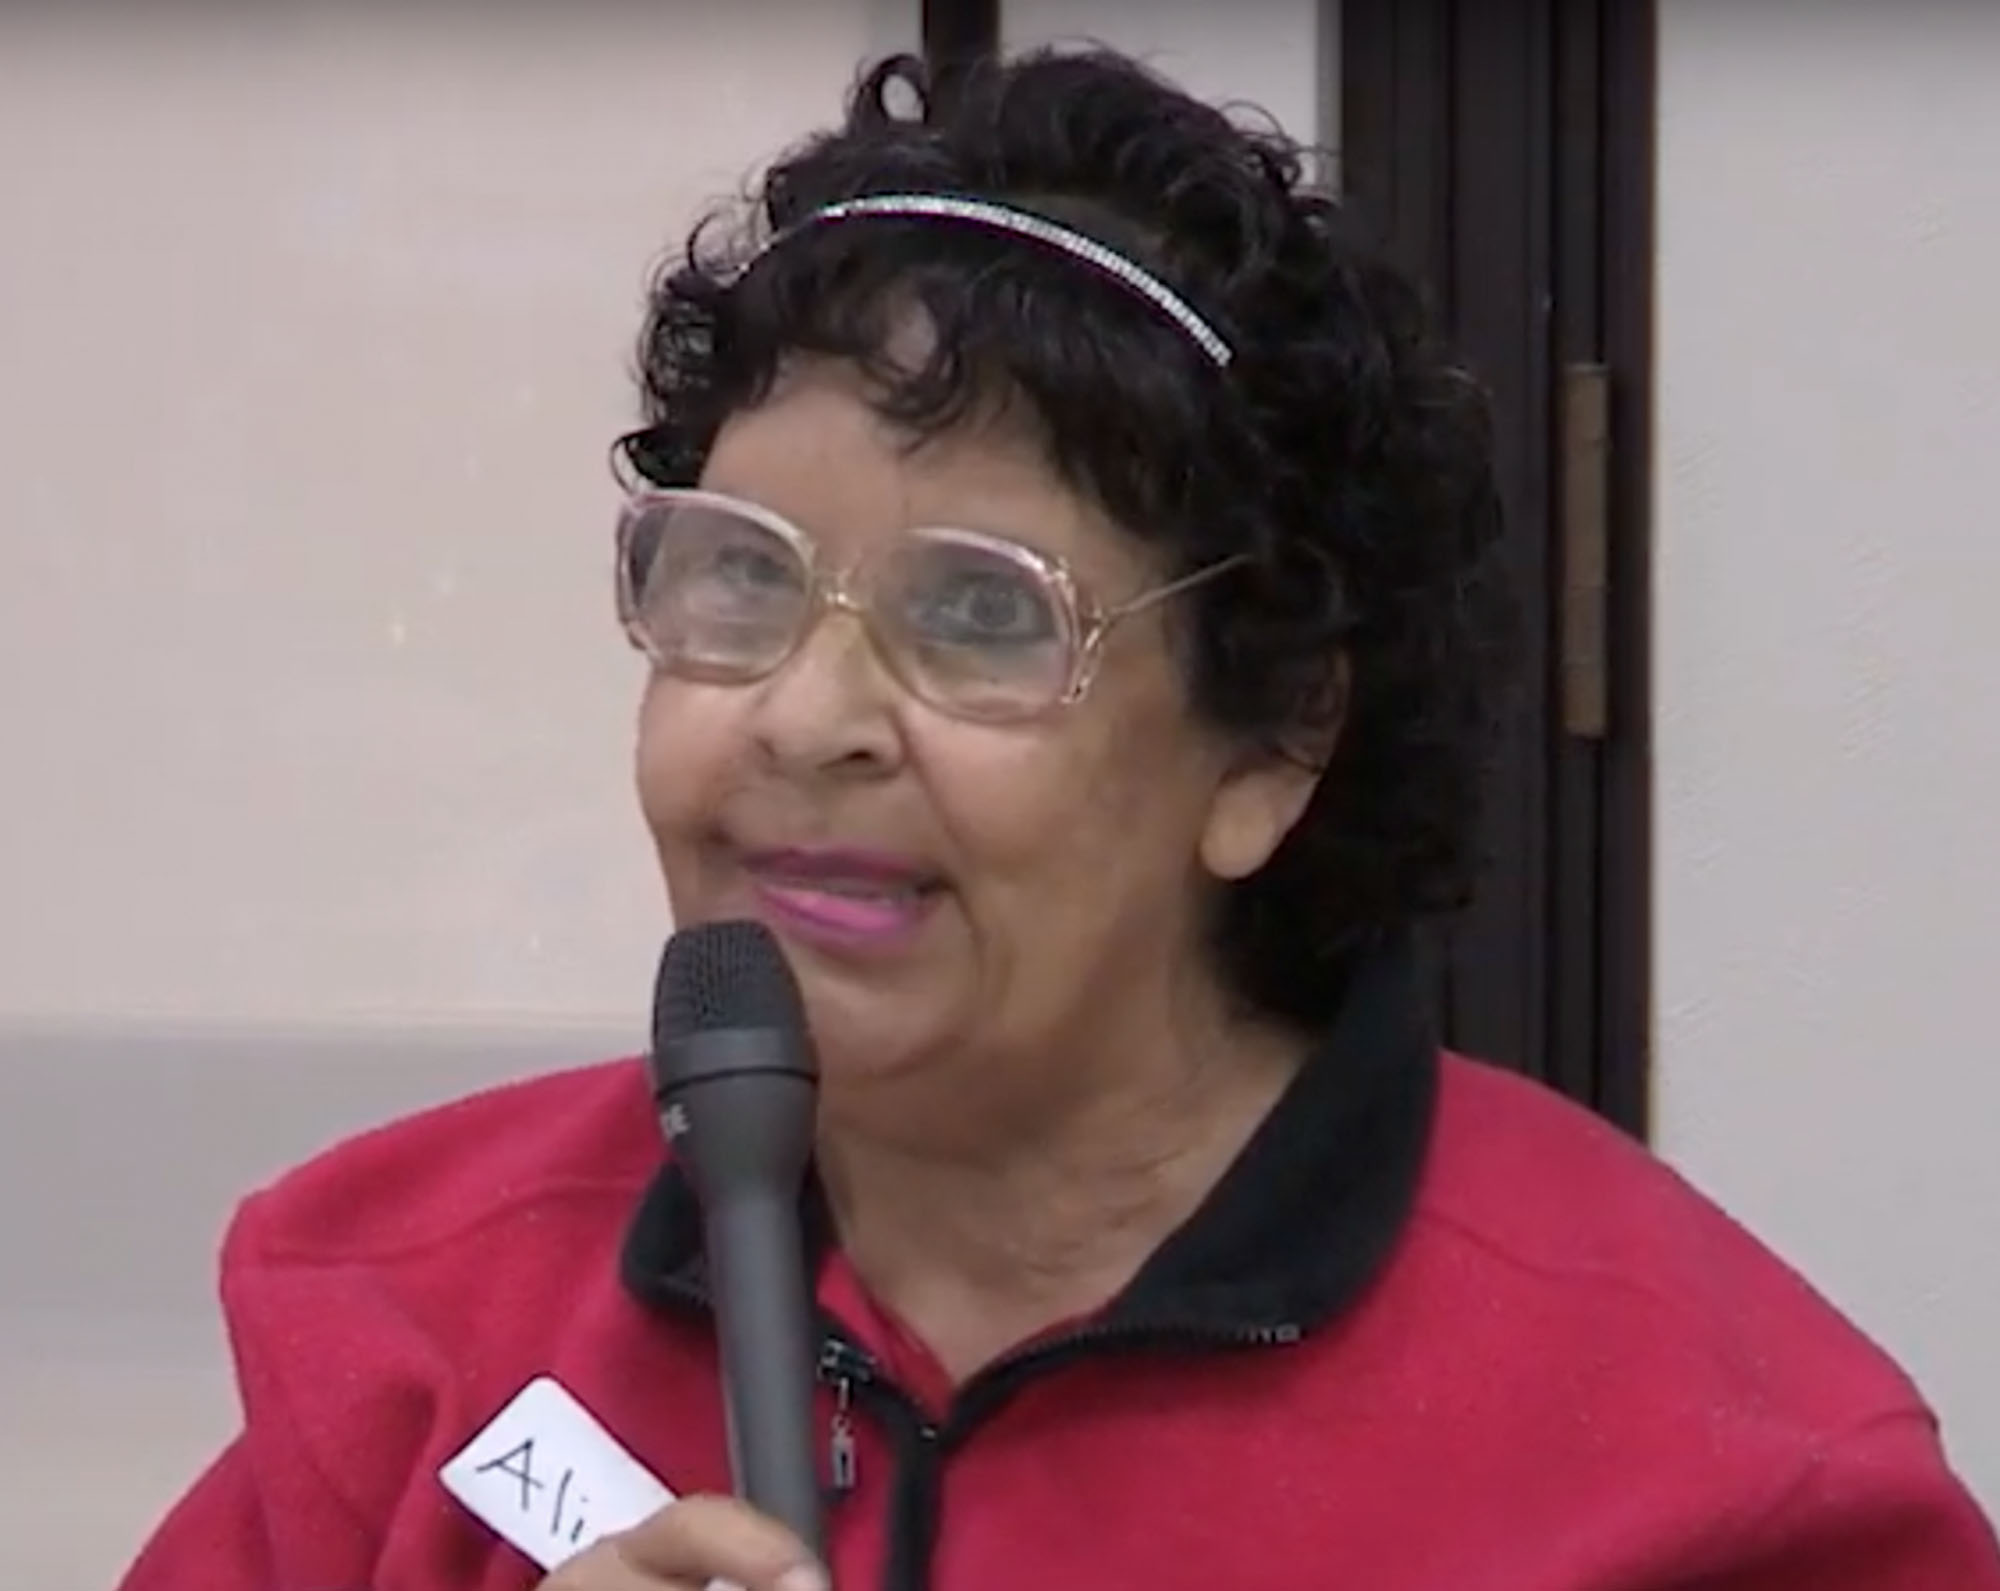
[648,920,824,1556]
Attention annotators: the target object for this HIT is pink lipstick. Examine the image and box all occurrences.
[740,847,942,951]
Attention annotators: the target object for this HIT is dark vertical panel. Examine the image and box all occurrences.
[922,0,1000,109]
[1546,0,1606,1110]
[1443,0,1554,1083]
[1341,0,1554,1085]
[1335,0,1467,1053]
[1595,0,1656,1138]
[1339,0,1653,1129]
[1336,0,1453,306]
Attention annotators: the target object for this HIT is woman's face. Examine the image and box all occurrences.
[635,361,1314,1112]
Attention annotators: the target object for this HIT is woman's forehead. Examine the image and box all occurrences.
[699,362,1133,569]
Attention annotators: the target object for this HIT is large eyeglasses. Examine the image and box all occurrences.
[615,488,1243,725]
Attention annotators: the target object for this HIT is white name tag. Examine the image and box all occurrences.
[440,1376,677,1572]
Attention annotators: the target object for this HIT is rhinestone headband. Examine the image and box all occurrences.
[747,193,1233,369]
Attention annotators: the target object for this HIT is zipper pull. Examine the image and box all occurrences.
[828,1375,859,1497]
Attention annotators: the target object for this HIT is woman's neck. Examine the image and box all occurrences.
[814,1008,1308,1385]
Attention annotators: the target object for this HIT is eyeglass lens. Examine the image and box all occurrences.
[623,497,1079,720]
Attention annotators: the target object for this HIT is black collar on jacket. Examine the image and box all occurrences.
[620,932,1438,1339]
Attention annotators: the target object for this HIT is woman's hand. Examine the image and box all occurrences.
[539,1495,828,1591]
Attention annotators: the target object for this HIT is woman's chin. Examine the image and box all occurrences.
[803,1007,972,1130]
[808,1026,941,1092]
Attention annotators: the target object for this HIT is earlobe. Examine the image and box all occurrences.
[1199,657,1347,882]
[1199,755,1326,882]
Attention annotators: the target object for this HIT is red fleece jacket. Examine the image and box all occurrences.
[117,1054,2000,1590]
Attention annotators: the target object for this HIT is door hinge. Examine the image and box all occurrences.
[1559,362,1611,740]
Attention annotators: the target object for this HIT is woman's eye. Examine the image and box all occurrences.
[707,542,797,590]
[916,570,1056,643]
[662,532,803,625]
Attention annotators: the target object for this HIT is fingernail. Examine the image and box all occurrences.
[776,1565,830,1591]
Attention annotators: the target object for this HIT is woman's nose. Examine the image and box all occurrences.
[747,604,904,780]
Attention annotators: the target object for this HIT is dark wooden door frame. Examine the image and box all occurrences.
[1595,1,1655,1138]
[922,0,1000,107]
[922,0,1654,1136]
[1338,0,1654,1137]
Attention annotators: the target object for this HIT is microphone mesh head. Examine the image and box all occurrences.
[651,919,805,1044]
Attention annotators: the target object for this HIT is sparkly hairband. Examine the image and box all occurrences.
[745,193,1234,370]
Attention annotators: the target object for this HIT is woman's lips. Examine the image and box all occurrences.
[739,847,944,949]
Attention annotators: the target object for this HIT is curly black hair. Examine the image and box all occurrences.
[618,47,1515,1031]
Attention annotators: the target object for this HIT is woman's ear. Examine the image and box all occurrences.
[1199,755,1324,880]
[1284,652,1351,774]
[1198,656,1349,881]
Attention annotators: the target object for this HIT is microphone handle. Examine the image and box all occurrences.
[704,1186,826,1557]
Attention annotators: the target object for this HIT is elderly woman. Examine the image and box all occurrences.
[119,46,1996,1591]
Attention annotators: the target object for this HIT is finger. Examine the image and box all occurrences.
[537,1534,698,1590]
[610,1493,827,1591]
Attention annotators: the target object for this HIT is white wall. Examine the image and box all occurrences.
[0,4,915,1035]
[1653,3,2000,1509]
[0,9,917,1584]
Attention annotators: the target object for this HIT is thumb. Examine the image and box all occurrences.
[611,1493,828,1591]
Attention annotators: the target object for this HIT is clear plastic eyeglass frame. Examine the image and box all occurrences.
[613,487,1244,724]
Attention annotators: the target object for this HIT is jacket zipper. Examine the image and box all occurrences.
[649,1269,886,1500]
[816,1319,1303,1591]
[652,1270,1305,1591]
